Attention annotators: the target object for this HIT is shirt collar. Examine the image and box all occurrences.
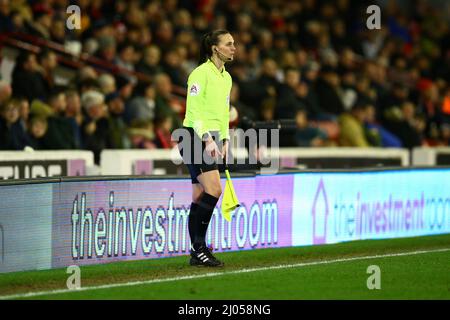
[207,59,225,75]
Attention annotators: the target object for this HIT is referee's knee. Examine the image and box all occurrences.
[205,185,222,198]
[192,192,203,203]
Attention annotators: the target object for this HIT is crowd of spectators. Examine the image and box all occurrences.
[1,0,449,163]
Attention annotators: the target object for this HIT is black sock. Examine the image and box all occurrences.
[188,202,199,248]
[193,192,219,250]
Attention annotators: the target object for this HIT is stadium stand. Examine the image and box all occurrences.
[0,0,449,164]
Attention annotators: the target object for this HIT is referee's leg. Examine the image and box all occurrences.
[192,170,222,249]
[197,170,222,198]
[188,183,203,250]
[192,183,204,203]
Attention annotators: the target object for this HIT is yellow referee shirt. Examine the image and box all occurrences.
[183,59,232,141]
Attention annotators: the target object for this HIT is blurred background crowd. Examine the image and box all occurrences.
[0,0,449,163]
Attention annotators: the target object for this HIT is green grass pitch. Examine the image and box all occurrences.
[1,234,449,300]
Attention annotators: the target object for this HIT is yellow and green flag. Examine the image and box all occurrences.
[221,168,240,221]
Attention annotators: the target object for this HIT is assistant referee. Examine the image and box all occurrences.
[178,30,235,267]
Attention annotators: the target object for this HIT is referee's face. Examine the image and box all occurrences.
[217,33,236,61]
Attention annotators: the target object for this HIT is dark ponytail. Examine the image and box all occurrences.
[198,29,230,65]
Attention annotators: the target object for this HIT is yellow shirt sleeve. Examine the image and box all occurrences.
[185,68,208,139]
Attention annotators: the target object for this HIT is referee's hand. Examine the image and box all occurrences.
[205,139,222,160]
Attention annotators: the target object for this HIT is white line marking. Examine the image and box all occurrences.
[1,247,449,300]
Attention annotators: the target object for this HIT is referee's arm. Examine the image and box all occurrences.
[186,70,209,139]
[220,104,231,142]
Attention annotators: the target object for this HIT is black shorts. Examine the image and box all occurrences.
[178,127,224,184]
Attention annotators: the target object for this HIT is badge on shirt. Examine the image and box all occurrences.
[189,83,200,96]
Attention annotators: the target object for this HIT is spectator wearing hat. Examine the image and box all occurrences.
[33,89,78,150]
[81,90,110,163]
[127,119,157,150]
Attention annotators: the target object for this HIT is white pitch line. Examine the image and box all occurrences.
[1,247,449,300]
